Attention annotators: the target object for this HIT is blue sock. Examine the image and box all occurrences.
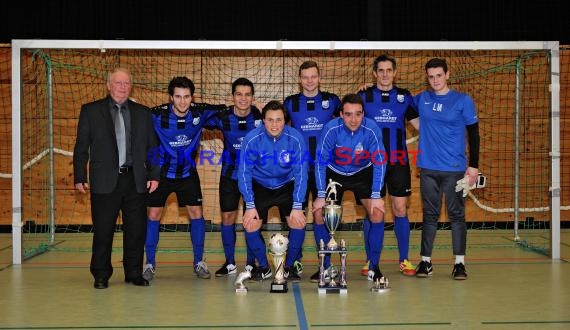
[245,230,268,268]
[220,224,236,264]
[394,216,410,262]
[314,223,331,267]
[246,240,255,266]
[145,219,160,266]
[367,221,385,270]
[190,218,205,266]
[286,228,305,267]
[363,217,370,261]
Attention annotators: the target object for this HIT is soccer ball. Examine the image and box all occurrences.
[268,233,289,255]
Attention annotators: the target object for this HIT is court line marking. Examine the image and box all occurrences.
[292,282,309,330]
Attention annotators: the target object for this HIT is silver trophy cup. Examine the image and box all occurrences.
[317,179,348,294]
[322,203,342,250]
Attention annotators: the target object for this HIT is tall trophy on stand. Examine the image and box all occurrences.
[318,179,348,294]
[268,233,289,293]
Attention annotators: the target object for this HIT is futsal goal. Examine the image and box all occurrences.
[9,40,562,264]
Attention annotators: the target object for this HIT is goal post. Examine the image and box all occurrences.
[10,40,561,264]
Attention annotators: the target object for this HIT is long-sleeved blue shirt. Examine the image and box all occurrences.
[238,125,308,210]
[315,117,386,199]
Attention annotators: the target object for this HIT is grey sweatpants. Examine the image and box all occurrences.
[419,168,467,257]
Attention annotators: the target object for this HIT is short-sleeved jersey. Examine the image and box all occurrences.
[204,106,263,180]
[414,90,478,171]
[359,86,418,165]
[151,102,225,179]
[284,91,341,164]
[238,125,308,210]
[315,117,386,199]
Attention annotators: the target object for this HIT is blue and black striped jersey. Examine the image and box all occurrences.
[150,102,226,179]
[359,86,418,165]
[204,106,263,180]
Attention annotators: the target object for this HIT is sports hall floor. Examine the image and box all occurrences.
[0,229,568,329]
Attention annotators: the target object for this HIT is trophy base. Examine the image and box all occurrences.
[370,286,391,293]
[235,286,248,294]
[270,281,288,293]
[370,277,391,293]
[318,286,348,295]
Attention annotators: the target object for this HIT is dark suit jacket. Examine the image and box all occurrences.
[73,95,160,194]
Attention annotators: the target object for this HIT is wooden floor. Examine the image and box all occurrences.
[0,230,569,330]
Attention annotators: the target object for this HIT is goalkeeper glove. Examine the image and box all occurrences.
[455,176,472,198]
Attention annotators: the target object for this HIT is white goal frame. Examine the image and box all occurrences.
[11,39,561,264]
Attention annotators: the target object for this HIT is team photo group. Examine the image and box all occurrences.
[73,54,480,290]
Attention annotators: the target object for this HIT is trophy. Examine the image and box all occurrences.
[268,233,289,293]
[318,179,348,294]
[234,267,252,294]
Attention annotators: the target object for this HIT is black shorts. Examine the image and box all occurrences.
[252,180,294,222]
[383,163,412,197]
[219,176,243,212]
[147,171,203,207]
[327,166,384,204]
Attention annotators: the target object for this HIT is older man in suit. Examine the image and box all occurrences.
[73,67,160,289]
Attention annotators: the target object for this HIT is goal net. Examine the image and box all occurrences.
[9,40,563,263]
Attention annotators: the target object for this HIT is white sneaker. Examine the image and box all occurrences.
[142,264,156,281]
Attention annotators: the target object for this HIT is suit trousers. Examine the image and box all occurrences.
[89,171,147,281]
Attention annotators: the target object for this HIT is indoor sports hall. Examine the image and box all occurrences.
[0,40,568,329]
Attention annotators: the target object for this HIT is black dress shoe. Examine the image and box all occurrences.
[125,277,150,286]
[94,279,109,289]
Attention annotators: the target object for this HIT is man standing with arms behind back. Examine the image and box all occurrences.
[284,60,341,281]
[414,58,480,280]
[143,76,226,281]
[358,54,419,277]
[73,67,160,289]
[204,78,263,277]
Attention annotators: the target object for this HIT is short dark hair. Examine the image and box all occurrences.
[232,77,255,95]
[373,54,397,71]
[299,60,320,76]
[261,100,288,121]
[339,93,364,113]
[168,76,195,96]
[425,58,448,73]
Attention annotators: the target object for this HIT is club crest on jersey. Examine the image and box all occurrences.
[279,150,292,164]
[355,142,364,154]
[192,117,200,125]
[254,119,262,127]
[322,99,330,109]
[397,94,405,103]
